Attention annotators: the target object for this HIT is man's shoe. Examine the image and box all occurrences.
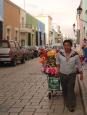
[68,107,75,112]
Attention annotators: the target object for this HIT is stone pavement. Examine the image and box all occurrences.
[0,58,84,115]
[78,63,87,115]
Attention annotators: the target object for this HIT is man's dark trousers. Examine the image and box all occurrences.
[60,73,76,108]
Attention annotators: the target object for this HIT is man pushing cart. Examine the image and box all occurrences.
[40,48,62,99]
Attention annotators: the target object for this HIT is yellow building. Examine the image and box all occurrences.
[36,15,52,45]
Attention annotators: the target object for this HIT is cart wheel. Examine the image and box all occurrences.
[48,92,51,99]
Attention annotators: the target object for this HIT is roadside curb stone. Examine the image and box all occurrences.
[78,64,87,115]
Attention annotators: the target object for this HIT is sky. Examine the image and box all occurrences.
[10,0,80,38]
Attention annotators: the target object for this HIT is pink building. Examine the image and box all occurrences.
[76,0,85,46]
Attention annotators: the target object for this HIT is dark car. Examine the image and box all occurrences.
[21,46,30,60]
[31,46,39,58]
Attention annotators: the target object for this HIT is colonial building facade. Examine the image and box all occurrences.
[4,0,20,41]
[3,0,45,46]
[76,0,87,45]
[36,15,52,45]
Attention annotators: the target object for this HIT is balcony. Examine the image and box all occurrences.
[20,24,32,33]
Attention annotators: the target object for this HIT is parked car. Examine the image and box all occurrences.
[14,41,26,63]
[21,46,30,60]
[21,45,39,59]
[28,46,35,59]
[31,46,39,58]
[0,40,25,66]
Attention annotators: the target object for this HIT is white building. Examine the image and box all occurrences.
[51,24,63,45]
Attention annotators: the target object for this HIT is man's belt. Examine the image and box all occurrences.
[59,72,76,77]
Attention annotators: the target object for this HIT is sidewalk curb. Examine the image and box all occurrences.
[78,76,87,115]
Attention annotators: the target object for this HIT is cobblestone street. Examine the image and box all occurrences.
[0,58,85,115]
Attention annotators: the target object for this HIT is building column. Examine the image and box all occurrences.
[36,31,38,46]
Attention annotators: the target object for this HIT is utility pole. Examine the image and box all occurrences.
[24,0,25,10]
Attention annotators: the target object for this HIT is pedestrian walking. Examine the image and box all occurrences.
[56,39,83,112]
[82,38,87,62]
[82,38,87,49]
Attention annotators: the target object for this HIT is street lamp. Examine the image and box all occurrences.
[77,6,82,16]
[77,6,87,23]
[73,23,77,37]
[73,23,79,44]
[73,23,76,34]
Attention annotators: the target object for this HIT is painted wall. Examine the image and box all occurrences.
[38,20,45,32]
[20,9,27,46]
[76,0,84,45]
[26,13,38,45]
[4,0,20,41]
[26,13,38,31]
[20,9,26,28]
[83,0,87,38]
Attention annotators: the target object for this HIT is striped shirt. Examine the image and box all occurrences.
[56,49,82,75]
